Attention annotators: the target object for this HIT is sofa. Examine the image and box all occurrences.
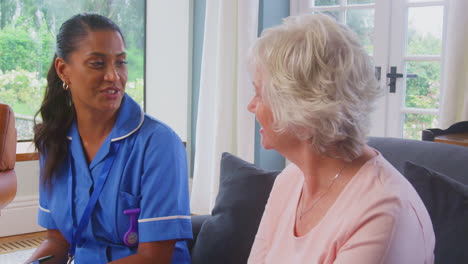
[189,137,468,264]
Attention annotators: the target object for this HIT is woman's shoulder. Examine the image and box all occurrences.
[348,155,435,260]
[267,163,303,204]
[350,154,429,219]
[369,155,420,201]
[141,114,174,132]
[274,163,303,188]
[137,114,183,143]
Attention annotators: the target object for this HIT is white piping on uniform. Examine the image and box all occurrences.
[39,205,51,213]
[66,109,144,142]
[112,109,145,142]
[138,215,191,223]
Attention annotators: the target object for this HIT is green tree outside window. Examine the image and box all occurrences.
[0,0,145,141]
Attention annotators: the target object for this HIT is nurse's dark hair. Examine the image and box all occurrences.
[34,13,125,184]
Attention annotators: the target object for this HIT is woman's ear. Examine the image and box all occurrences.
[55,57,69,84]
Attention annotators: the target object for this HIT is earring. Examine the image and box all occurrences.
[62,82,69,90]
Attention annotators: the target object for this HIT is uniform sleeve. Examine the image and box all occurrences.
[334,198,429,264]
[37,153,58,229]
[137,127,192,243]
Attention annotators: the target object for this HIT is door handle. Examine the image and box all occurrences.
[385,66,418,93]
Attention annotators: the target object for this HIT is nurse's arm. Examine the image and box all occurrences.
[23,229,69,264]
[109,240,176,264]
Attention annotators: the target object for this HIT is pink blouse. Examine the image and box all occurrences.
[248,153,435,264]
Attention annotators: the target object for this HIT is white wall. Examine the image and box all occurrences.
[146,0,192,142]
[0,160,43,236]
[369,95,388,137]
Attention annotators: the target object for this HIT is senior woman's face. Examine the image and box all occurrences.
[59,30,127,115]
[247,69,277,150]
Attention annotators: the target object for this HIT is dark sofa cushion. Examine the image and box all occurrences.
[190,153,280,264]
[368,137,468,185]
[404,161,468,264]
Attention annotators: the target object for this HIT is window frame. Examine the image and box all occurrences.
[290,0,449,139]
[12,0,149,161]
[15,1,193,161]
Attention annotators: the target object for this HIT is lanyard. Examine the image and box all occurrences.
[67,142,120,262]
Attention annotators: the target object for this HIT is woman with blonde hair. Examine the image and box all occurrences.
[247,14,434,263]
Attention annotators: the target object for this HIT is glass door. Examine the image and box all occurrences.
[387,0,446,139]
[291,0,448,139]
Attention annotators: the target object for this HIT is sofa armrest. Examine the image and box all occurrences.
[188,214,210,251]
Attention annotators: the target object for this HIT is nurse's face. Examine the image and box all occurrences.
[57,30,128,115]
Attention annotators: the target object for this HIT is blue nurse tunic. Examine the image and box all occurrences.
[37,94,192,263]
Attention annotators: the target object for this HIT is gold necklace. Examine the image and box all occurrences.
[299,163,347,221]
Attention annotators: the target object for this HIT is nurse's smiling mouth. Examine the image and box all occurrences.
[101,87,121,99]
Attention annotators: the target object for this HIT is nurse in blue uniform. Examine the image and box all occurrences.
[26,14,192,264]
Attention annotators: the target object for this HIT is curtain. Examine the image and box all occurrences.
[190,0,259,215]
[439,0,468,128]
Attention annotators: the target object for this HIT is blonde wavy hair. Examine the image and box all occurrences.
[249,14,381,161]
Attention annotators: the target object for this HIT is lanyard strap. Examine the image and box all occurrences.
[67,142,120,257]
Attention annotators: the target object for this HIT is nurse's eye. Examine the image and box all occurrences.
[89,61,105,68]
[116,60,128,67]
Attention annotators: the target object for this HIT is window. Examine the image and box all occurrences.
[0,0,146,141]
[291,0,448,139]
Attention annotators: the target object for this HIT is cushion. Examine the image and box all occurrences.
[368,137,468,185]
[404,161,468,264]
[190,153,280,264]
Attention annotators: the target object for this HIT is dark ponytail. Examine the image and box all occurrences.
[34,55,74,184]
[34,13,124,184]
